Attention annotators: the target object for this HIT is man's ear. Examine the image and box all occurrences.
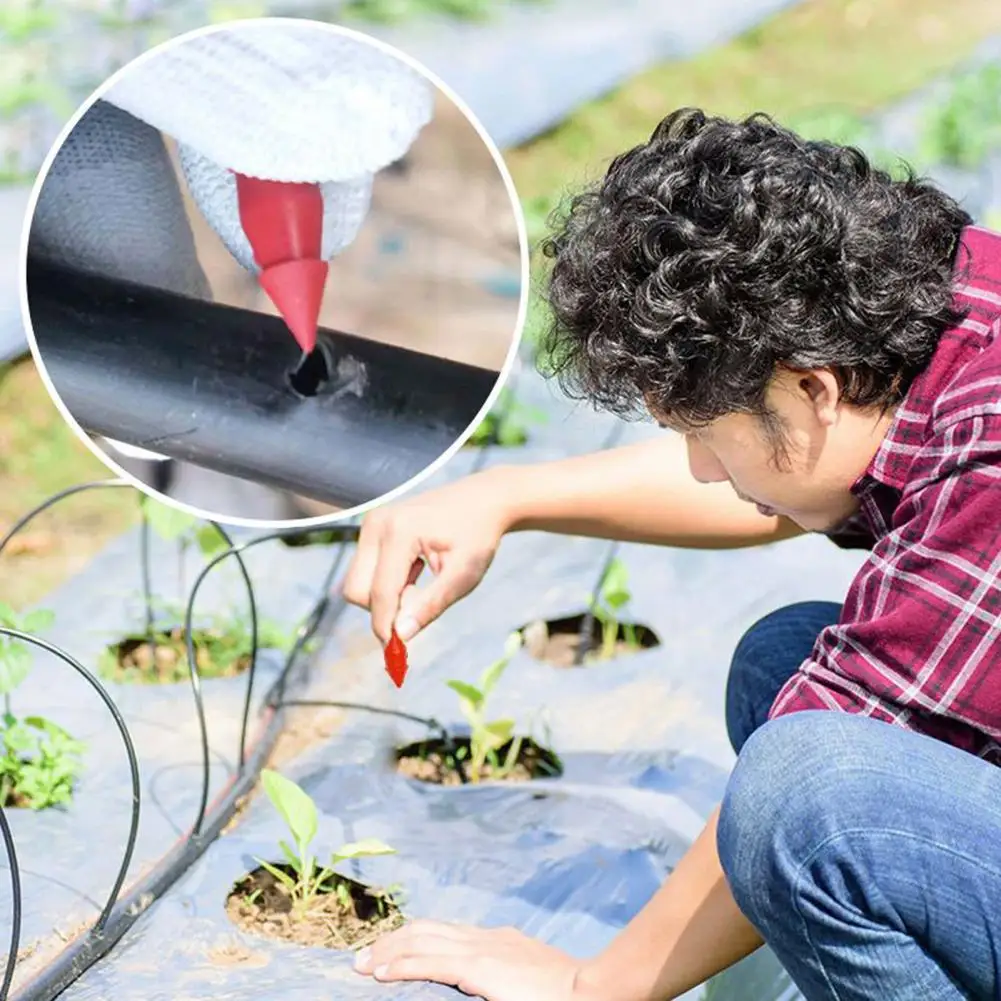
[799,370,841,427]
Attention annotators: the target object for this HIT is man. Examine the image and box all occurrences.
[345,109,1001,1000]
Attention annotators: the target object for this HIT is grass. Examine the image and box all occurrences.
[505,0,1001,203]
[0,358,138,608]
[2,0,1000,603]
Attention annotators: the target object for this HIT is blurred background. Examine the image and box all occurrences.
[2,0,1000,608]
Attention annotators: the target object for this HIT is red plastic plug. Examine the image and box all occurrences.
[233,172,329,354]
[384,629,409,688]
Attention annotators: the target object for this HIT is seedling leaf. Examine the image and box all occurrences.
[21,609,55,633]
[0,645,31,696]
[194,524,228,558]
[254,857,297,892]
[482,719,514,749]
[260,769,317,853]
[332,838,397,862]
[446,680,483,709]
[142,498,198,541]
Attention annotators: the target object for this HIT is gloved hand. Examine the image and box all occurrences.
[28,19,434,518]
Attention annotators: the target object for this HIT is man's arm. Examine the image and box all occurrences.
[346,434,803,642]
[575,807,762,1000]
[354,806,763,1001]
[500,435,803,548]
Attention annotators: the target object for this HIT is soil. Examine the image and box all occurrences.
[1,787,31,809]
[100,626,250,685]
[226,864,403,951]
[520,614,660,668]
[396,736,563,786]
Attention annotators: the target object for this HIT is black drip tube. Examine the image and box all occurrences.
[25,258,499,507]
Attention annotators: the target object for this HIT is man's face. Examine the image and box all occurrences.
[657,368,895,533]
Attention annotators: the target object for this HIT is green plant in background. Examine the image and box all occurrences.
[141,496,230,600]
[0,715,84,809]
[587,557,639,660]
[208,0,268,22]
[0,601,54,717]
[521,192,559,250]
[784,105,873,147]
[920,62,1001,169]
[255,769,397,917]
[0,602,85,809]
[468,386,548,447]
[341,0,548,25]
[96,605,293,684]
[446,631,523,782]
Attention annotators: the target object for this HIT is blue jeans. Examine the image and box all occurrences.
[717,601,1001,1001]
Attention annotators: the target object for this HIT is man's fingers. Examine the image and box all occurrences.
[341,521,380,610]
[369,524,425,645]
[394,564,475,642]
[372,953,466,985]
[355,921,475,976]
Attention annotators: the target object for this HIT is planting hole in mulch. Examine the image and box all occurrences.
[226,864,403,951]
[520,613,660,668]
[396,735,563,786]
[98,625,251,685]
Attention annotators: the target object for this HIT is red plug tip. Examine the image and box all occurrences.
[233,172,328,352]
[258,259,327,354]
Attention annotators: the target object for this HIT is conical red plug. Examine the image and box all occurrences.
[233,172,328,353]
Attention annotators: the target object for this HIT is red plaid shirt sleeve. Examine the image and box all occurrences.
[769,408,1001,761]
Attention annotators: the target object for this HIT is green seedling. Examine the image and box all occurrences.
[446,631,524,782]
[140,496,230,602]
[0,715,85,810]
[255,769,396,916]
[468,387,548,447]
[0,602,85,809]
[0,602,54,717]
[587,558,640,661]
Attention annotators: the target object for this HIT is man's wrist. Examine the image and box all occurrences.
[476,462,546,535]
[571,955,650,1001]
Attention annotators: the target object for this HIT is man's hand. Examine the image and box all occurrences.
[353,920,589,1001]
[343,469,516,645]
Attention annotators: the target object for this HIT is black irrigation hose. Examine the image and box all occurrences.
[0,630,141,935]
[26,259,499,508]
[183,524,360,835]
[274,699,449,741]
[0,805,21,1001]
[0,479,130,557]
[272,699,469,783]
[182,520,258,808]
[9,571,349,1001]
[248,528,353,755]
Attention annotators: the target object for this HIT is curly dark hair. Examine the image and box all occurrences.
[540,108,972,433]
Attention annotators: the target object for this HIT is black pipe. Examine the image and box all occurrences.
[25,259,499,508]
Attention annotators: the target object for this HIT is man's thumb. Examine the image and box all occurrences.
[393,574,465,641]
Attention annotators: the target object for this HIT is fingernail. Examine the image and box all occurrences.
[354,947,371,971]
[395,613,419,641]
[373,965,389,980]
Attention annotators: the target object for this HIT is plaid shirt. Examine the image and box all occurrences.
[769,225,1001,765]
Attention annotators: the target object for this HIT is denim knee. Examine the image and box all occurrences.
[725,601,841,755]
[718,712,838,921]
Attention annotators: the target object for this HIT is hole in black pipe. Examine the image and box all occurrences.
[287,348,330,398]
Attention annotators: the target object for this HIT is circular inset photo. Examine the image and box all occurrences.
[20,18,526,525]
